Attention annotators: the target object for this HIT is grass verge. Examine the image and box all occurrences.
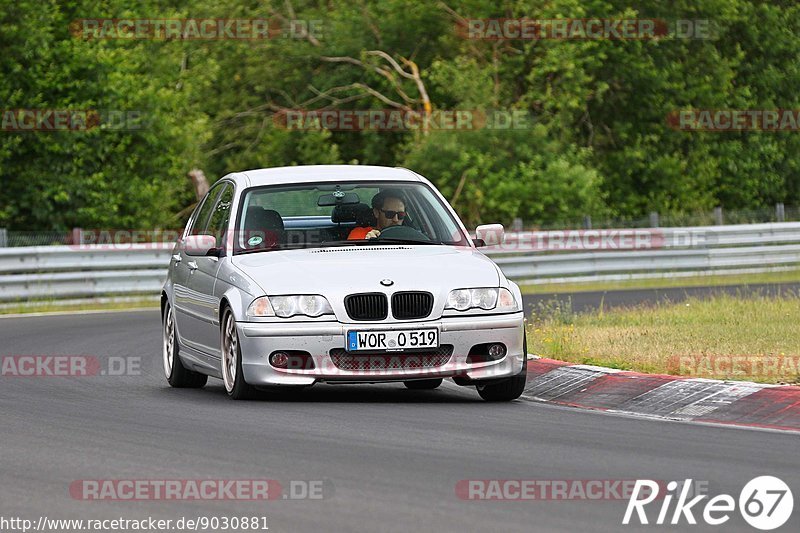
[519,268,800,294]
[526,292,800,384]
[0,297,159,316]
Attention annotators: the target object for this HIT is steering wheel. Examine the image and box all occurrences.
[375,224,430,242]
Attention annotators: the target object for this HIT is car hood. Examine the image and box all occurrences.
[231,245,501,295]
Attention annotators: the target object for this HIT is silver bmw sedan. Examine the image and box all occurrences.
[162,165,527,400]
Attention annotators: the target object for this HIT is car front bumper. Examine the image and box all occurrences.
[237,312,525,386]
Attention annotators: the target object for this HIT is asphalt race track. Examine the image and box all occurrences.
[1,310,798,532]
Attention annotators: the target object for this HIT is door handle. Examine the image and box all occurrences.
[187,261,198,271]
[171,254,182,263]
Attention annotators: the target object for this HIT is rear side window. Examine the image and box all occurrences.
[188,185,222,236]
[208,184,234,246]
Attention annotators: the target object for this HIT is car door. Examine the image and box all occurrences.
[183,182,234,356]
[187,183,234,357]
[173,183,223,353]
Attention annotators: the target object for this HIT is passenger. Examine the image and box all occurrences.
[343,203,375,240]
[348,189,407,240]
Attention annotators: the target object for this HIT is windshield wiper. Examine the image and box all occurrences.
[234,239,448,255]
[235,243,310,254]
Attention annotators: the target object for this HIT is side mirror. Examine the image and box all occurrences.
[184,234,219,257]
[475,224,505,247]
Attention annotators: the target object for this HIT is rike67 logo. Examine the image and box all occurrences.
[624,476,794,530]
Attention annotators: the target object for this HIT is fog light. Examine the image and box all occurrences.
[487,343,506,360]
[269,351,290,368]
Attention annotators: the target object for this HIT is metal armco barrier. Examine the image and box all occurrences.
[0,243,172,301]
[1,223,799,301]
[483,223,800,284]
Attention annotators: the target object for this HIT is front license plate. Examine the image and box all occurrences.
[347,329,439,352]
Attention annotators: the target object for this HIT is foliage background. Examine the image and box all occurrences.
[1,0,799,230]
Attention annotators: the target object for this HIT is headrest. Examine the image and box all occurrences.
[243,207,284,248]
[331,203,376,226]
[245,206,284,231]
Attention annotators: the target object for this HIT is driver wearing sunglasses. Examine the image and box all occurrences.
[347,189,407,240]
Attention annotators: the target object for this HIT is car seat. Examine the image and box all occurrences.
[243,206,285,249]
[331,203,376,239]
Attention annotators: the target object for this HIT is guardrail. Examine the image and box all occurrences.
[1,222,799,302]
[482,223,800,284]
[0,244,172,301]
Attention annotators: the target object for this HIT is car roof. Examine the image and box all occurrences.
[232,165,423,188]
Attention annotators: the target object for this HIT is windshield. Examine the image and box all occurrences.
[233,181,469,254]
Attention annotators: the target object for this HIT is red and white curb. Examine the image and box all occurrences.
[523,356,800,432]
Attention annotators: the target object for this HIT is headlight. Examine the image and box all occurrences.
[247,295,333,318]
[446,288,518,312]
[447,289,473,311]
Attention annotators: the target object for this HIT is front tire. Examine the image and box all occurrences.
[163,303,207,388]
[403,378,443,390]
[221,308,258,400]
[477,334,528,402]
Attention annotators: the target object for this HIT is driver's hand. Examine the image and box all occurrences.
[365,229,381,239]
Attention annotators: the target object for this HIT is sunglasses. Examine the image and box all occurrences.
[380,209,407,220]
